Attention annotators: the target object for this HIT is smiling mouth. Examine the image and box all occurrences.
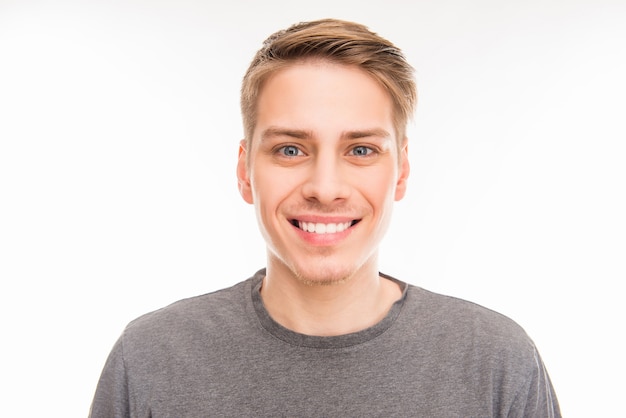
[290,219,360,234]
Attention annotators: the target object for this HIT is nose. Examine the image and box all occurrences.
[301,153,351,205]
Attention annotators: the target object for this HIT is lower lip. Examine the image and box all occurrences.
[291,222,355,246]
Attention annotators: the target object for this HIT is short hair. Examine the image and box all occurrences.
[240,19,417,148]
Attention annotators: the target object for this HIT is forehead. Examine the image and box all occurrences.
[253,61,395,141]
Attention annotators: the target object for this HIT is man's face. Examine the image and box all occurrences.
[237,61,409,285]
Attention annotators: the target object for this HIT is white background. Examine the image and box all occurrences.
[1,0,624,416]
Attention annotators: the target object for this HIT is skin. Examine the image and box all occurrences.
[237,60,410,336]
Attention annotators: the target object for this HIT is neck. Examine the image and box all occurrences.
[260,260,402,336]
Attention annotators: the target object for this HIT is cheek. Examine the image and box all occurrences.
[251,168,301,212]
[362,169,398,202]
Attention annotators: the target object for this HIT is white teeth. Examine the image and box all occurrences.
[298,221,352,234]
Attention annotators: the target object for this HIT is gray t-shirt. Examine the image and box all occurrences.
[89,269,560,417]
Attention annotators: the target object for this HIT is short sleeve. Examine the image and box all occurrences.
[89,335,130,418]
[509,346,561,418]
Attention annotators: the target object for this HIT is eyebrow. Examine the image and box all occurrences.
[260,127,391,142]
[261,127,313,141]
[342,128,391,140]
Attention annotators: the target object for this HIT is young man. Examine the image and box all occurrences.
[90,19,560,417]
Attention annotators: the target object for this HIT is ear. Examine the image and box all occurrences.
[236,140,254,204]
[394,140,410,201]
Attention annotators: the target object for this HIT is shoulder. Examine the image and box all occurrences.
[385,282,560,416]
[120,278,254,351]
[403,284,538,363]
[407,285,528,333]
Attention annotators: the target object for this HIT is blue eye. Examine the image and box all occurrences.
[280,146,301,157]
[352,146,372,156]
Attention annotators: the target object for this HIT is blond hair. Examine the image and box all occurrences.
[240,19,417,147]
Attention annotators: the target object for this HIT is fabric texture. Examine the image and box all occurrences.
[89,269,560,417]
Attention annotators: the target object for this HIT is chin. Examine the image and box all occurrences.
[292,263,358,287]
